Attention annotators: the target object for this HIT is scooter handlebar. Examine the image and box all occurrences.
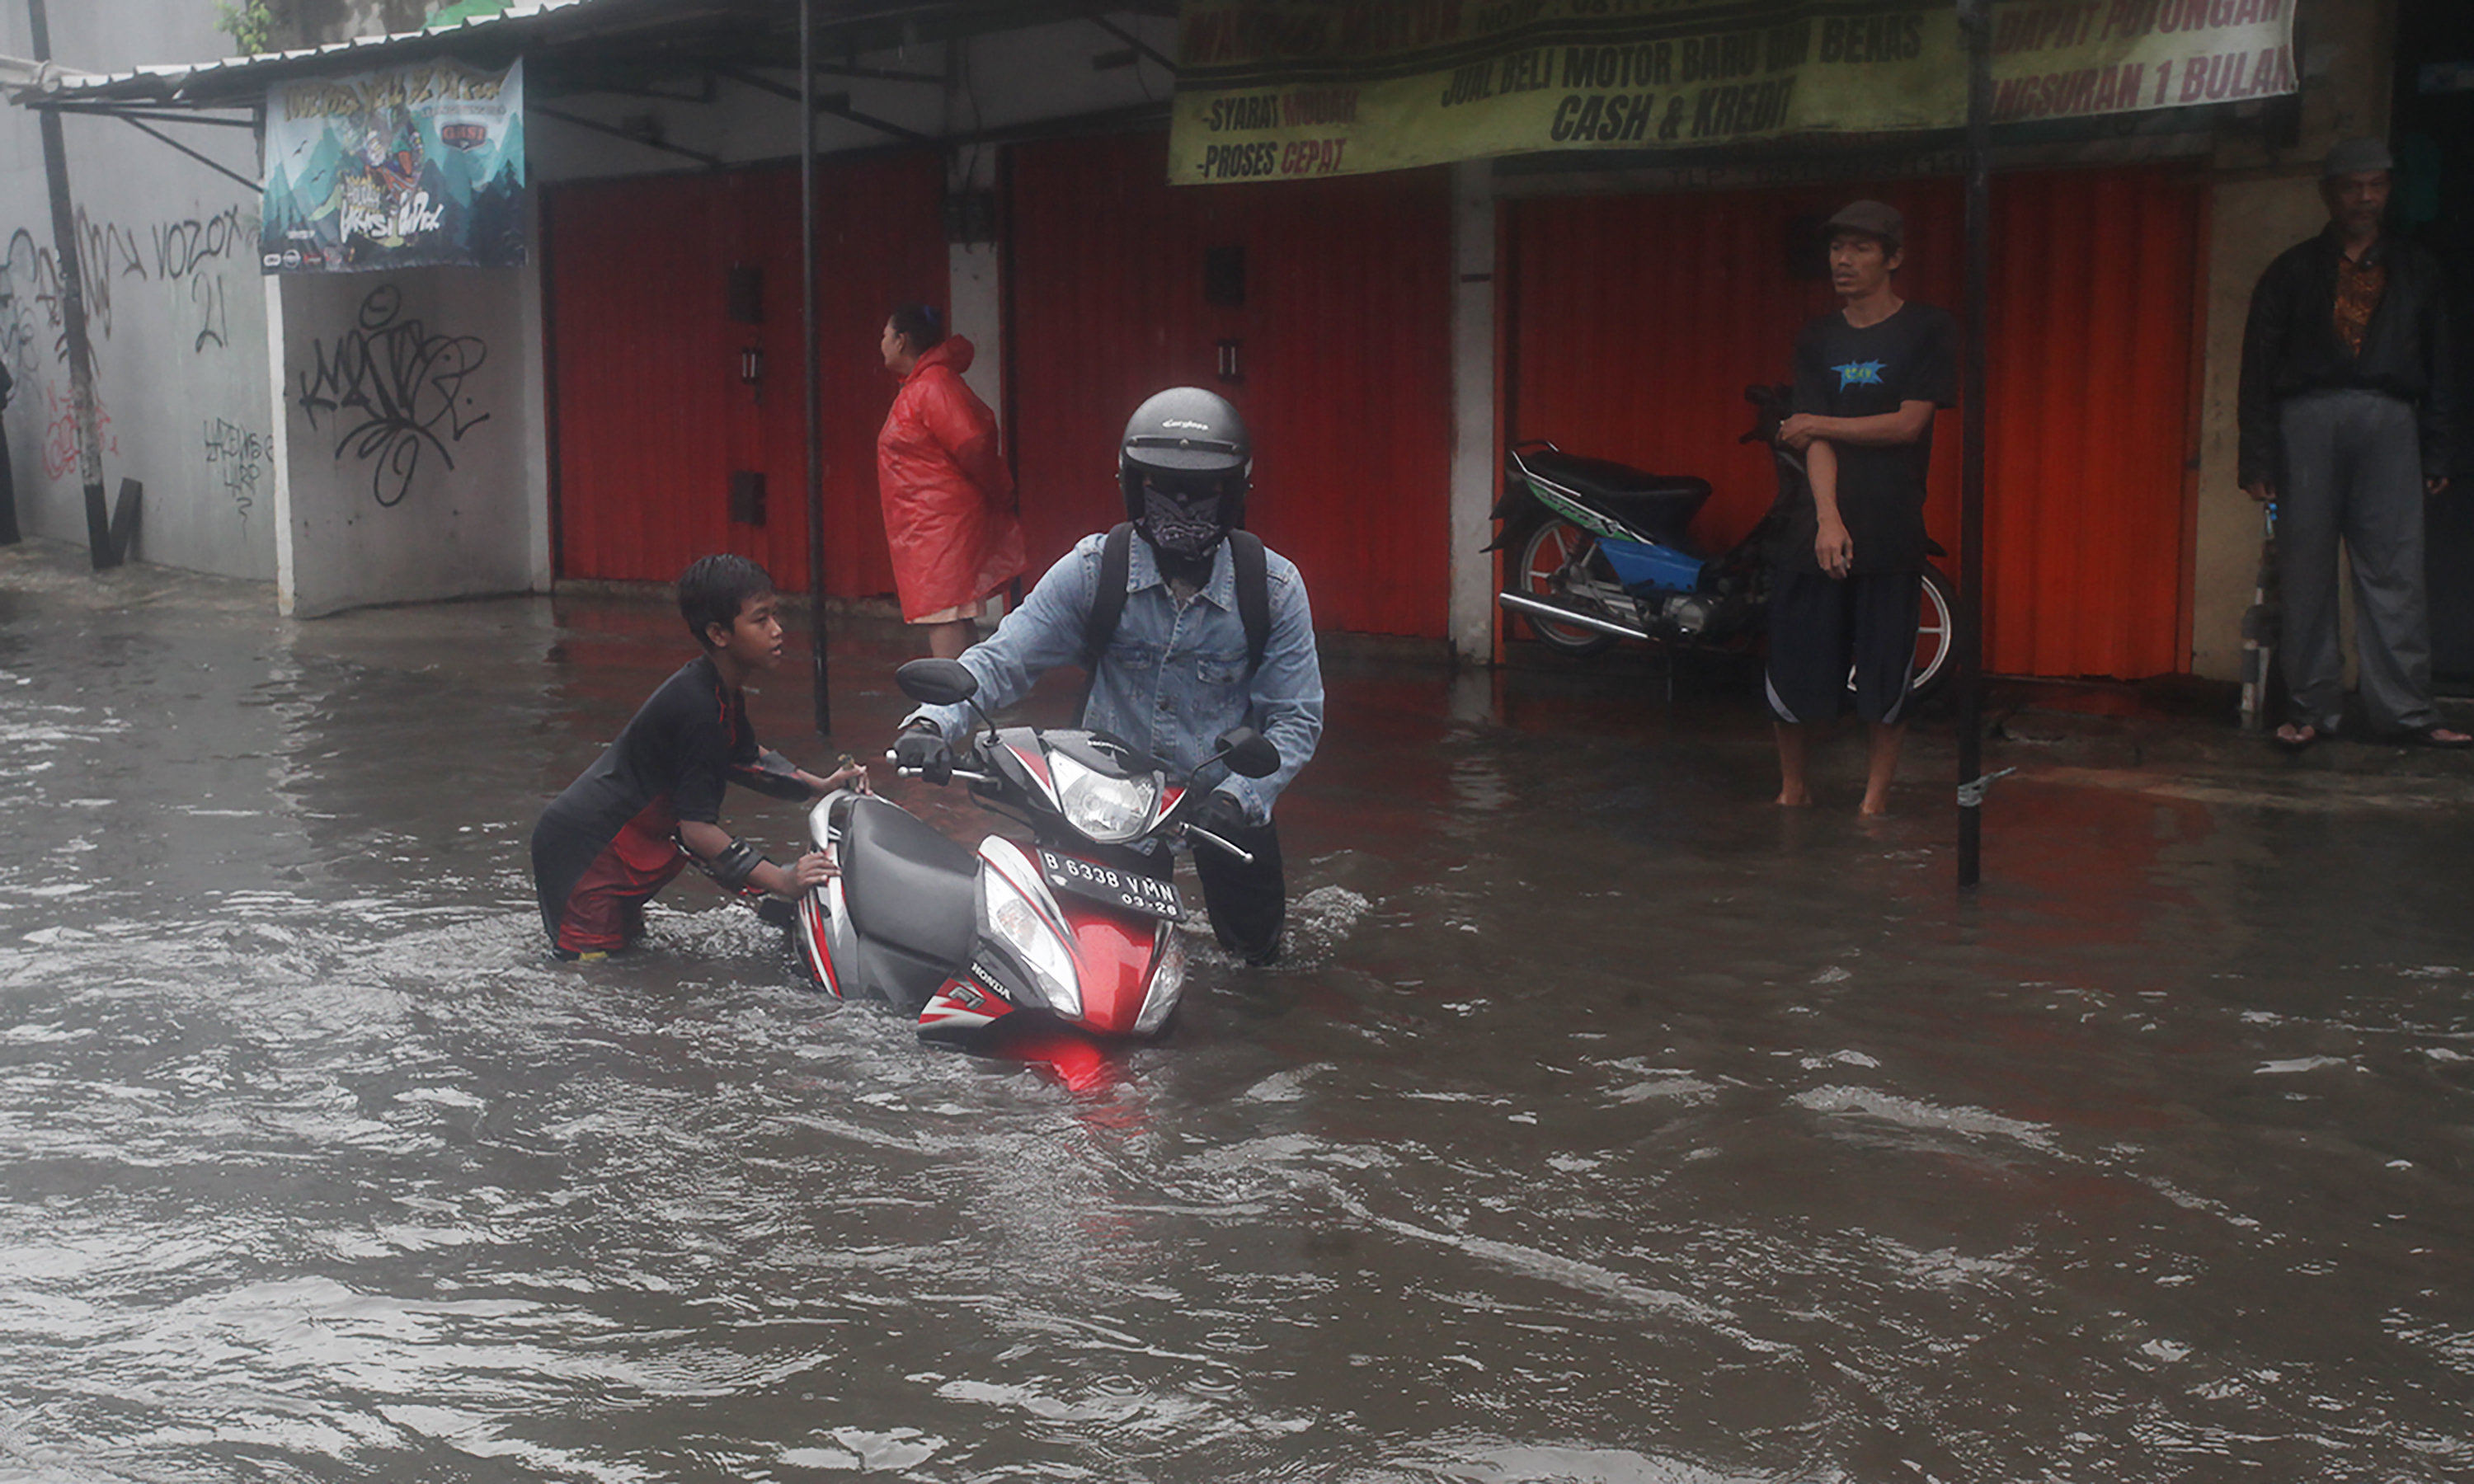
[1183,824,1257,866]
[887,758,995,785]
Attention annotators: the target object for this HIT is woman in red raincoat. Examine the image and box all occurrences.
[876,303,1027,658]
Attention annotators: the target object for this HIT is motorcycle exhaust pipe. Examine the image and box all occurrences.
[1497,590,1652,643]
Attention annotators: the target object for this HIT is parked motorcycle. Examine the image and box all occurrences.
[1489,383,1955,701]
[793,658,1279,1045]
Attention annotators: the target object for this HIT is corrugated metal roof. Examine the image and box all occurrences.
[12,0,1170,110]
[11,0,603,105]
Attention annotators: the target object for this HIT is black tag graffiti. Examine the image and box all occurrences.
[295,283,491,508]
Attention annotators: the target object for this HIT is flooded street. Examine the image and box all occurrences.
[6,546,2472,1483]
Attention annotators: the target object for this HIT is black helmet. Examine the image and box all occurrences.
[1120,387,1250,561]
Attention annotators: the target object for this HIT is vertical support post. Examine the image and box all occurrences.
[801,0,833,735]
[27,0,114,569]
[1446,158,1500,669]
[1955,0,1992,889]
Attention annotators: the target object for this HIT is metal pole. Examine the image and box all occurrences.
[1955,0,1992,889]
[801,0,832,735]
[26,0,114,568]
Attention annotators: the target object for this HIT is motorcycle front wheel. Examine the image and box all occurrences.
[1513,518,1620,657]
[1888,564,1958,702]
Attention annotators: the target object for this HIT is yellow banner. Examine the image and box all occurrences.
[1169,0,2294,184]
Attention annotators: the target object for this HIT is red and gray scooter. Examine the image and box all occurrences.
[793,659,1278,1044]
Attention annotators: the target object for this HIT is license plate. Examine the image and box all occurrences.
[1036,848,1183,920]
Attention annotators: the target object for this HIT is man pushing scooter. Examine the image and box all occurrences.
[893,388,1324,965]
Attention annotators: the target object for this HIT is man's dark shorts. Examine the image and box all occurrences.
[1764,567,1921,727]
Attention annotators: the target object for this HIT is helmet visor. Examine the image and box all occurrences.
[1122,432,1246,474]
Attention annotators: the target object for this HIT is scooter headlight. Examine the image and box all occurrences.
[1048,751,1159,846]
[983,870,1081,1018]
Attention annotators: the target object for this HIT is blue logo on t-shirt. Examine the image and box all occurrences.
[1833,359,1888,389]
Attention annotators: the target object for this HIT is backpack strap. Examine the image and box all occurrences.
[1078,524,1136,720]
[1228,530,1271,678]
[1083,524,1135,673]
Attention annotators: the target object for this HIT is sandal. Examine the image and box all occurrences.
[2273,722,2319,752]
[2381,726,2474,750]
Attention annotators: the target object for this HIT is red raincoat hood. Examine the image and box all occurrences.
[907,335,976,380]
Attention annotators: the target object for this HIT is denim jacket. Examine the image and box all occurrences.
[907,532,1324,822]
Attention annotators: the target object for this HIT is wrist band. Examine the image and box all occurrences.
[709,837,767,889]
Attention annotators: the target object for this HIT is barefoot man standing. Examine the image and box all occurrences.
[1769,200,1958,815]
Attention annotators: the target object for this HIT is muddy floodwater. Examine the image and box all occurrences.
[5,551,2473,1483]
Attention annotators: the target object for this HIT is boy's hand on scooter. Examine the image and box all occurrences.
[785,852,835,891]
[816,754,871,796]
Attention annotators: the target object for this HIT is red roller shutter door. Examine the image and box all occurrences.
[1506,167,2200,679]
[1006,133,1454,639]
[545,156,945,596]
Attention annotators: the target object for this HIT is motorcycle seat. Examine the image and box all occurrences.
[1521,450,1711,538]
[840,796,979,967]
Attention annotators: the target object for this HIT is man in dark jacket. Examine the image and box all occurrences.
[2239,137,2468,749]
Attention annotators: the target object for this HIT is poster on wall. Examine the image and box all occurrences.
[1169,0,2295,184]
[261,58,526,272]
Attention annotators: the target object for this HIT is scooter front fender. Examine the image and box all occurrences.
[1062,906,1171,1038]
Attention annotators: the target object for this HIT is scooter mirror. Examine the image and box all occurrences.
[896,657,978,707]
[1213,727,1281,780]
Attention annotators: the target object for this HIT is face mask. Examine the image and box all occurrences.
[1140,483,1225,558]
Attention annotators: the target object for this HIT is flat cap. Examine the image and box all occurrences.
[1825,200,1903,249]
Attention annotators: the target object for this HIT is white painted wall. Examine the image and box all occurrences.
[947,146,1002,417]
[275,265,545,617]
[0,0,275,580]
[1446,159,1497,665]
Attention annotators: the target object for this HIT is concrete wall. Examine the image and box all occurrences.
[0,0,275,580]
[275,263,547,617]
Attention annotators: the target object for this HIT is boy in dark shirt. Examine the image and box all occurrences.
[530,556,863,959]
[1769,200,1958,816]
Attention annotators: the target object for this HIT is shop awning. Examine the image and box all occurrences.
[7,0,1174,112]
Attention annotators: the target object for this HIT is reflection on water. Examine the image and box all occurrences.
[4,560,2472,1482]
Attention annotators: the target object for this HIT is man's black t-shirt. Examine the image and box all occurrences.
[1780,302,1959,575]
[536,653,754,862]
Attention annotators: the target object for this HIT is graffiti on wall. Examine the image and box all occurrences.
[295,283,490,508]
[190,274,231,353]
[41,380,116,481]
[204,417,267,530]
[0,204,253,373]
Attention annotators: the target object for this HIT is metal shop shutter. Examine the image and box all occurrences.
[544,155,945,597]
[1005,131,1456,640]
